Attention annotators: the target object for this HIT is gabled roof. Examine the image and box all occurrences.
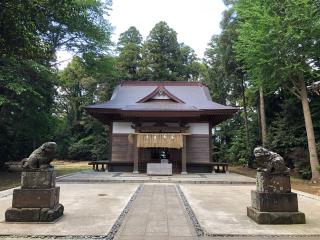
[137,85,185,103]
[86,81,238,124]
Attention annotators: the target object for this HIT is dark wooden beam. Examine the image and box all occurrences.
[181,135,187,174]
[209,122,213,162]
[133,134,139,174]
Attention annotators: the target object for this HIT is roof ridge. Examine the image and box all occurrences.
[121,80,205,87]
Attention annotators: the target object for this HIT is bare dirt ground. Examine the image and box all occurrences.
[0,160,90,191]
[229,165,320,196]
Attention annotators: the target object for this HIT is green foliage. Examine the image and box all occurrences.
[0,0,112,60]
[54,55,117,160]
[141,21,202,81]
[268,95,306,153]
[225,112,259,165]
[3,0,320,182]
[178,43,203,81]
[204,4,255,166]
[234,0,320,90]
[0,0,112,168]
[66,119,109,161]
[206,0,320,179]
[0,57,56,163]
[117,27,143,80]
[233,0,320,178]
[141,21,181,80]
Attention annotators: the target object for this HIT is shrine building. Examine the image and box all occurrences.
[85,81,238,174]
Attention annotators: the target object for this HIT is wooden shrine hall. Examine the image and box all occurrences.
[85,81,238,174]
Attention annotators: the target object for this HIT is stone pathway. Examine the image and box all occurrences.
[57,172,255,185]
[114,184,197,240]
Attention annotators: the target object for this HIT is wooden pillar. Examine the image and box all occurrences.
[181,135,187,175]
[107,122,112,161]
[133,134,139,174]
[209,123,213,162]
[127,135,134,162]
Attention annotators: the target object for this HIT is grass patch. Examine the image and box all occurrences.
[0,160,90,191]
[53,160,90,176]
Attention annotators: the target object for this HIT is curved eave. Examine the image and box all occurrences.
[85,107,238,125]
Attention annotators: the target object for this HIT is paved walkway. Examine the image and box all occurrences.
[181,184,320,236]
[58,171,255,184]
[0,183,138,236]
[1,172,320,240]
[114,184,197,240]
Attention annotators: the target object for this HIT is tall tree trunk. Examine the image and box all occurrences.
[259,87,267,146]
[296,75,320,181]
[241,77,250,167]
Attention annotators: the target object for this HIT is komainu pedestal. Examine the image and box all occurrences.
[247,147,305,224]
[6,170,64,222]
[5,142,64,222]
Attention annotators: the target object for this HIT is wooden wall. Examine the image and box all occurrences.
[186,134,210,163]
[111,133,133,162]
[111,133,210,163]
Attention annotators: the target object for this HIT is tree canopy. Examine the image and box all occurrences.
[1,0,320,181]
[0,0,113,166]
[203,0,320,180]
[234,0,320,180]
[117,26,143,80]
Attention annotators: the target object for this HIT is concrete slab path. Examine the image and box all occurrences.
[0,183,138,236]
[114,184,197,240]
[1,173,320,240]
[181,184,320,237]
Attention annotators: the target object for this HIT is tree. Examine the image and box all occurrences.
[259,87,267,146]
[235,0,320,181]
[203,2,257,166]
[142,21,181,81]
[0,0,113,166]
[0,0,112,61]
[0,59,56,164]
[57,57,94,125]
[117,27,143,80]
[203,35,230,104]
[55,55,118,160]
[178,43,202,81]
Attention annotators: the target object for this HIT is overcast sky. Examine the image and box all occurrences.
[57,0,226,68]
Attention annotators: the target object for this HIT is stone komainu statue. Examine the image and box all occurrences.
[22,142,57,170]
[254,146,289,174]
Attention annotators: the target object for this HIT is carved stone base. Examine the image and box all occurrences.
[247,206,305,224]
[6,170,63,223]
[21,170,56,189]
[5,204,64,222]
[256,172,291,193]
[251,190,298,212]
[12,187,60,208]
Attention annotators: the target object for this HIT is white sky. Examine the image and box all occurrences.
[57,0,226,69]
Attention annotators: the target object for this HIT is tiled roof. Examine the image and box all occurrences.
[86,81,237,112]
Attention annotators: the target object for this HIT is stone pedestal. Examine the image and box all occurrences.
[247,172,305,224]
[161,159,168,164]
[147,163,172,176]
[5,170,64,222]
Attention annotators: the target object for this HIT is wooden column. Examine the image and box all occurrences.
[133,134,139,174]
[209,123,213,162]
[127,135,133,162]
[108,123,112,161]
[181,135,187,175]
